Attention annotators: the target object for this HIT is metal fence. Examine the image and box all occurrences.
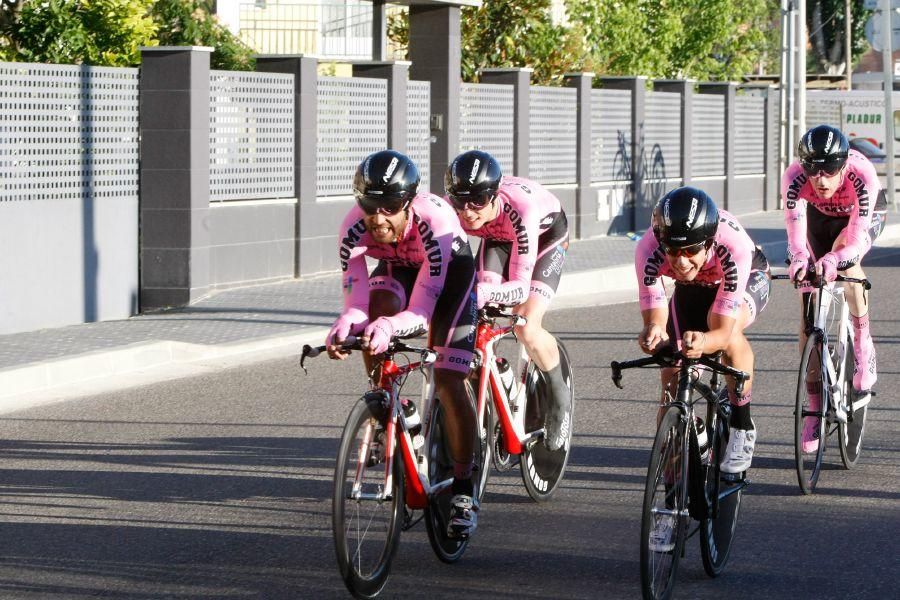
[209,70,295,202]
[0,62,140,202]
[691,94,726,177]
[645,91,682,180]
[591,88,632,182]
[529,86,578,184]
[458,83,515,172]
[407,80,431,190]
[316,76,388,197]
[735,96,766,175]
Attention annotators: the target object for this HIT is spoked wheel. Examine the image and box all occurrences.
[640,405,688,600]
[700,405,743,577]
[424,395,474,563]
[839,338,868,468]
[472,380,493,503]
[795,334,827,495]
[520,339,575,502]
[333,396,403,600]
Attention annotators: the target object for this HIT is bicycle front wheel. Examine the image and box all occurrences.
[333,396,404,599]
[640,405,689,600]
[839,337,868,468]
[520,339,575,502]
[700,403,743,577]
[795,334,827,495]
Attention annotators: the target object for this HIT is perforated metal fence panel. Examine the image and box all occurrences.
[591,88,632,182]
[407,80,431,191]
[735,96,766,175]
[645,92,682,179]
[529,86,577,184]
[805,96,842,131]
[692,95,725,177]
[317,77,388,197]
[0,62,139,202]
[459,83,514,172]
[209,70,295,202]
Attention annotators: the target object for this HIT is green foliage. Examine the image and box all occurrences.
[6,0,157,66]
[151,0,255,70]
[807,0,871,73]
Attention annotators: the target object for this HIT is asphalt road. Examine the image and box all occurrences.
[0,248,898,599]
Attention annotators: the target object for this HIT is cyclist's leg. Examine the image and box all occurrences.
[514,216,570,450]
[662,285,716,421]
[429,252,480,536]
[364,263,416,374]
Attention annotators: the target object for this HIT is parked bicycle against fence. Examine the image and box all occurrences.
[612,347,750,600]
[471,304,575,501]
[302,335,489,599]
[773,271,873,495]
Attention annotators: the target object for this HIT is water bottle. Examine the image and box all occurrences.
[496,358,517,401]
[401,398,422,437]
[695,416,709,464]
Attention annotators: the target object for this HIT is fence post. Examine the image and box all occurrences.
[653,79,694,188]
[599,76,646,232]
[257,55,318,278]
[353,61,411,153]
[409,5,462,193]
[763,84,779,211]
[139,46,213,310]
[698,82,737,211]
[480,68,532,178]
[564,72,595,239]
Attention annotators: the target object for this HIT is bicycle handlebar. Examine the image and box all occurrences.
[771,272,871,290]
[610,345,749,393]
[300,336,437,374]
[479,303,527,326]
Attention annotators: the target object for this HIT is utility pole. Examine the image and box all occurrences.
[797,0,807,137]
[845,0,852,90]
[882,0,896,204]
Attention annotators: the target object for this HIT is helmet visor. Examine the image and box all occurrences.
[356,193,409,216]
[447,191,494,211]
[800,157,845,177]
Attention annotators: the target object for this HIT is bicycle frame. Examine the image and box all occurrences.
[472,312,540,456]
[804,281,852,414]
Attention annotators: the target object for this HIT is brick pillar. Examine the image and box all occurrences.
[353,61,411,153]
[139,46,212,310]
[257,55,318,277]
[480,68,532,178]
[564,72,595,239]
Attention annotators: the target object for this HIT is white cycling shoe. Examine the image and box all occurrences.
[720,422,756,474]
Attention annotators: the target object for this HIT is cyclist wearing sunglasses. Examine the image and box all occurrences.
[635,187,771,473]
[444,150,571,452]
[782,125,886,451]
[326,149,481,538]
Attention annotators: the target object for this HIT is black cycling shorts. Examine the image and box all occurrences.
[806,202,886,268]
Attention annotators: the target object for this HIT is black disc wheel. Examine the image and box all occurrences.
[795,334,827,495]
[520,340,575,502]
[640,405,689,600]
[700,408,743,577]
[333,397,403,599]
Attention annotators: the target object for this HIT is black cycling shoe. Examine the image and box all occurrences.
[540,365,571,452]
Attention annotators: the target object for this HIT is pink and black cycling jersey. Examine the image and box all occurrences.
[635,210,765,321]
[336,192,476,372]
[782,149,885,268]
[456,176,568,305]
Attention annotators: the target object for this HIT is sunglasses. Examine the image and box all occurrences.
[447,193,494,211]
[356,195,409,216]
[661,240,710,258]
[800,159,844,178]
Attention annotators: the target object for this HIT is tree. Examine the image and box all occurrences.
[151,0,255,70]
[4,0,157,66]
[807,0,871,74]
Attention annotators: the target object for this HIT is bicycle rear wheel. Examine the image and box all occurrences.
[795,334,827,495]
[640,405,688,600]
[700,402,743,577]
[839,337,868,468]
[520,339,575,502]
[333,395,403,599]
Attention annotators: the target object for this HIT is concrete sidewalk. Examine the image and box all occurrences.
[2,210,896,407]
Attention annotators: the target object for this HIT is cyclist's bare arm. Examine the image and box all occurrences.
[682,312,738,359]
[639,307,668,354]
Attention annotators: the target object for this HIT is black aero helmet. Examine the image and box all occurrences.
[444,150,502,209]
[652,187,719,249]
[798,125,849,176]
[353,149,420,214]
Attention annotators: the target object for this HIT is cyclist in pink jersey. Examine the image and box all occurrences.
[326,150,480,538]
[782,125,886,453]
[444,150,571,452]
[444,150,572,451]
[635,187,771,474]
